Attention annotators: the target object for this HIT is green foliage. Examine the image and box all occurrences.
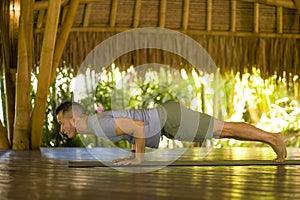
[22,64,300,148]
[30,67,83,147]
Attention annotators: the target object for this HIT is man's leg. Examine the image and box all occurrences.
[212,119,287,162]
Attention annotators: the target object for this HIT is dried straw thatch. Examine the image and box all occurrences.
[31,0,300,79]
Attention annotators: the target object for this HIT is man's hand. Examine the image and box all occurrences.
[112,157,142,165]
[113,118,146,165]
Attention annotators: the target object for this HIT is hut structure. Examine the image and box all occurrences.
[0,0,299,150]
[1,2,300,199]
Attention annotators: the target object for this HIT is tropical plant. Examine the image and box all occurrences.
[5,63,299,148]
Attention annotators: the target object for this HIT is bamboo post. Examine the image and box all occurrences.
[133,0,141,28]
[206,0,212,31]
[83,3,93,27]
[13,0,34,149]
[240,0,296,9]
[31,0,61,149]
[50,0,80,85]
[36,9,45,29]
[34,0,68,10]
[110,0,118,27]
[0,120,9,149]
[294,0,300,13]
[0,0,16,146]
[159,0,167,28]
[61,5,69,24]
[276,6,283,34]
[0,66,9,146]
[230,0,236,32]
[182,0,190,30]
[254,2,259,33]
[24,0,34,80]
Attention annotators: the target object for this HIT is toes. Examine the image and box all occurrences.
[274,157,285,163]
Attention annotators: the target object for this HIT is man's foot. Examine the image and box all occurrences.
[270,133,287,162]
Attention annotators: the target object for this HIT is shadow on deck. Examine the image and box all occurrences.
[1,147,300,200]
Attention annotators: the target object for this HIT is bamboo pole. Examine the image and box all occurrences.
[276,6,283,33]
[133,0,141,28]
[83,3,93,27]
[50,0,80,85]
[62,5,69,24]
[182,0,190,30]
[13,0,34,149]
[206,0,212,31]
[294,0,300,13]
[110,0,118,27]
[34,0,68,10]
[36,9,45,29]
[24,0,34,81]
[159,0,167,28]
[48,26,300,38]
[0,0,16,147]
[31,0,61,149]
[230,0,236,32]
[240,0,296,9]
[0,120,9,149]
[254,2,259,33]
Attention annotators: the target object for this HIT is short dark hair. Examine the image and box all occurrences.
[55,101,86,116]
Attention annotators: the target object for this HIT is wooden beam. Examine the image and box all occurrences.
[254,2,259,33]
[206,0,212,31]
[133,0,141,28]
[230,0,237,32]
[159,0,167,28]
[239,0,296,9]
[34,0,69,10]
[45,26,300,38]
[83,3,93,27]
[277,6,283,33]
[110,0,118,27]
[182,0,190,30]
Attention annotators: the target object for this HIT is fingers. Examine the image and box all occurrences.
[112,157,142,165]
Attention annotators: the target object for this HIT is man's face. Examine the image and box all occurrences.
[56,111,77,138]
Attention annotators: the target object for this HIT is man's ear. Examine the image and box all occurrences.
[70,116,76,126]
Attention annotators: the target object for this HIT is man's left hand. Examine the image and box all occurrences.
[112,157,142,165]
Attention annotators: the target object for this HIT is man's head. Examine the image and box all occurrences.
[55,102,87,138]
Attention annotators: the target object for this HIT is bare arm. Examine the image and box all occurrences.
[113,118,145,165]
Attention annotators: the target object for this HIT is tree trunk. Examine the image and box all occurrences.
[13,0,33,149]
[31,0,61,149]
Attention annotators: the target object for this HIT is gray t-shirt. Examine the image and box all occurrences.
[87,108,162,148]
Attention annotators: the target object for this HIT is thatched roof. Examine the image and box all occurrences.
[10,0,300,77]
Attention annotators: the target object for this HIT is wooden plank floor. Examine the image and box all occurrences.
[1,147,300,200]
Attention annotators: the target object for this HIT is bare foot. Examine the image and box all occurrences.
[270,133,287,162]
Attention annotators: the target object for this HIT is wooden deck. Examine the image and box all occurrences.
[1,147,300,200]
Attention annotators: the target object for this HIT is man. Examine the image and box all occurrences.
[56,101,287,165]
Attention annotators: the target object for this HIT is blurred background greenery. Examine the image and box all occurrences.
[21,63,299,148]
